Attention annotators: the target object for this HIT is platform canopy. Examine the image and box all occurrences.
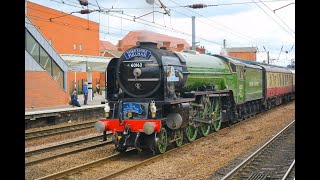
[60,54,112,72]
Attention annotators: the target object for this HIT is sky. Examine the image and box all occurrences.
[27,0,295,67]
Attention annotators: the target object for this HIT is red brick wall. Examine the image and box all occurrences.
[228,52,256,61]
[27,1,100,56]
[25,71,69,109]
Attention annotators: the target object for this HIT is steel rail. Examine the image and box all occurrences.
[25,120,96,140]
[25,135,107,156]
[221,120,295,180]
[25,141,111,166]
[281,159,295,180]
[35,150,135,180]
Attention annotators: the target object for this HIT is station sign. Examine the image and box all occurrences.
[69,64,86,72]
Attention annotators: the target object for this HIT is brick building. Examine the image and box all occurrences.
[26,1,107,105]
[25,15,69,109]
[221,47,257,61]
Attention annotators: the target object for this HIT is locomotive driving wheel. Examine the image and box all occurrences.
[185,124,198,142]
[211,99,222,131]
[199,98,211,136]
[174,129,184,147]
[155,128,168,154]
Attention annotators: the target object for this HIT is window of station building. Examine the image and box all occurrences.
[73,43,77,50]
[40,47,52,73]
[79,43,83,51]
[52,61,64,89]
[25,29,40,62]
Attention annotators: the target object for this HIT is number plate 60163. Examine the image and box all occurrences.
[130,63,144,68]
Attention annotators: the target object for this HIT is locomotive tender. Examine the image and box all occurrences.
[94,42,295,154]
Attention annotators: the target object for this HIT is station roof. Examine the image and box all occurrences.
[100,40,118,52]
[60,54,111,72]
[101,49,124,58]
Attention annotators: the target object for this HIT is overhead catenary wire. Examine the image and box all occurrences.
[166,0,271,49]
[32,0,294,55]
[49,0,281,49]
[167,6,269,49]
[251,0,295,39]
[26,14,194,47]
[258,0,295,34]
[32,1,223,46]
[60,0,268,47]
[73,0,293,10]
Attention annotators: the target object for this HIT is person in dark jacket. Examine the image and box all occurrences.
[71,90,81,107]
[83,82,88,105]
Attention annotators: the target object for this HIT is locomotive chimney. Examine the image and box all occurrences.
[138,41,158,49]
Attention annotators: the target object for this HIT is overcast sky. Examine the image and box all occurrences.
[27,0,295,66]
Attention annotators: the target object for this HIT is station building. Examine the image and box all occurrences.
[25,15,68,108]
[26,1,111,109]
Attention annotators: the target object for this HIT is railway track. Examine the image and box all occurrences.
[35,102,295,179]
[25,134,113,166]
[25,120,96,140]
[221,120,295,180]
[36,125,226,180]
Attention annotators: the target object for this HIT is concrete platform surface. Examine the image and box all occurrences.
[25,93,106,115]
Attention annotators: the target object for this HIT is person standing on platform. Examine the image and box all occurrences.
[83,82,88,105]
[96,83,100,95]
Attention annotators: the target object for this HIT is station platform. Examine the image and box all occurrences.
[25,93,106,129]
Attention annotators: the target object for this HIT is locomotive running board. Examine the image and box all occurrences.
[194,90,231,96]
[168,98,195,104]
[208,93,230,97]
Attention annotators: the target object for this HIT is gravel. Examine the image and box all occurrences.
[116,102,295,180]
[25,143,116,179]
